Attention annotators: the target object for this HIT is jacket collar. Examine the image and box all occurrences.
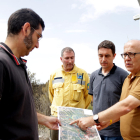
[61,64,77,73]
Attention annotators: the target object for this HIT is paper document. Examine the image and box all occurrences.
[58,106,101,140]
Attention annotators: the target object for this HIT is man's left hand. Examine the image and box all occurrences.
[44,116,61,130]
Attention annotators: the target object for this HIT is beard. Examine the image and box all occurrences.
[23,32,33,50]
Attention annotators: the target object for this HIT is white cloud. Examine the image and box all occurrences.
[24,37,65,83]
[45,27,51,30]
[79,0,140,22]
[71,43,100,74]
[114,51,128,73]
[0,20,7,42]
[65,30,87,33]
[71,4,77,9]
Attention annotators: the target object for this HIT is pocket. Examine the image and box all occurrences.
[52,82,64,96]
[72,84,85,101]
[52,83,64,106]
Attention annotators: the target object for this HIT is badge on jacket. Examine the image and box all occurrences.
[77,73,83,79]
[87,83,89,90]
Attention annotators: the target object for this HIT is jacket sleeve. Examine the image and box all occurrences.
[84,72,92,109]
[49,74,54,103]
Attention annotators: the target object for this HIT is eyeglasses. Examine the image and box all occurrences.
[31,27,42,41]
[121,52,140,59]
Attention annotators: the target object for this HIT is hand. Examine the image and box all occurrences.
[37,113,61,130]
[69,116,94,131]
[44,116,61,130]
[96,121,110,131]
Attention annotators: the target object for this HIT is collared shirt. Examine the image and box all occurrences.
[0,42,38,140]
[120,71,140,140]
[89,64,128,136]
[49,65,91,116]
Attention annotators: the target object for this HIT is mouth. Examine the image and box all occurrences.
[125,63,132,67]
[67,64,73,67]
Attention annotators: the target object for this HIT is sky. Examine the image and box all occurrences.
[0,0,140,83]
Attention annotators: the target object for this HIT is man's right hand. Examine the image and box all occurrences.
[69,116,95,131]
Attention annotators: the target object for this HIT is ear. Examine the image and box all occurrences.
[60,57,62,62]
[22,22,31,37]
[113,53,116,59]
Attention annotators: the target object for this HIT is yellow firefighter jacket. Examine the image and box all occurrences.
[49,65,91,116]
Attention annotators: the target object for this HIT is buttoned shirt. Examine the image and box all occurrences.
[49,65,91,116]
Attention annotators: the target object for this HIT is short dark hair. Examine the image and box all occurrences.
[61,47,75,57]
[7,8,45,36]
[98,40,115,55]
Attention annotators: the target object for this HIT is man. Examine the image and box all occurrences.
[70,40,140,140]
[88,40,128,140]
[49,47,92,140]
[0,8,60,140]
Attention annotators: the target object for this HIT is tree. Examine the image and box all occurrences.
[27,69,40,86]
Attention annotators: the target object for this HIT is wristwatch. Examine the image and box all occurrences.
[93,114,100,124]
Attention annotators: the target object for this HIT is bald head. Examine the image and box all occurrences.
[123,40,140,76]
[124,40,140,51]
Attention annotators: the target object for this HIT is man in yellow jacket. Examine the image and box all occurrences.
[49,47,92,140]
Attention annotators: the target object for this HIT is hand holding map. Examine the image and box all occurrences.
[58,106,101,140]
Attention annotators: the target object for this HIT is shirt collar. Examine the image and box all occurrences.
[98,63,117,76]
[0,42,27,66]
[128,71,140,79]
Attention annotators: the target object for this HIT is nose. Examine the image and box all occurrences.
[125,54,131,60]
[68,58,72,63]
[35,42,39,48]
[102,56,106,61]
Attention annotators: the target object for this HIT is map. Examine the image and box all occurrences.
[58,106,101,140]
